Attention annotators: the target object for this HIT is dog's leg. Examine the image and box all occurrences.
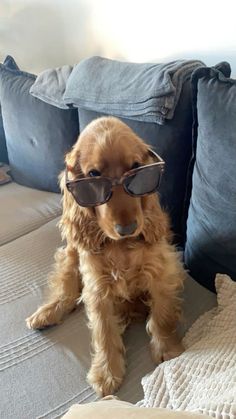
[147,290,184,363]
[26,246,81,329]
[83,289,126,396]
[146,270,184,364]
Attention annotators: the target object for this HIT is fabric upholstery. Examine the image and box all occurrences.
[0,110,8,163]
[0,217,153,418]
[1,181,216,419]
[184,64,236,291]
[62,399,210,419]
[0,56,19,163]
[0,222,214,419]
[0,182,61,246]
[0,56,79,192]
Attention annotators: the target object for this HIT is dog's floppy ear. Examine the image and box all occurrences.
[142,195,173,244]
[58,153,106,251]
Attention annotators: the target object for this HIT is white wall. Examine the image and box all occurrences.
[0,0,236,75]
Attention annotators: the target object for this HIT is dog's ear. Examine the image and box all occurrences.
[142,195,173,244]
[64,146,82,177]
[58,168,105,251]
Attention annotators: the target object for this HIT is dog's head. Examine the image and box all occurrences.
[60,117,170,249]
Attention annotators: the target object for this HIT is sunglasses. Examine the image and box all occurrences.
[65,149,165,207]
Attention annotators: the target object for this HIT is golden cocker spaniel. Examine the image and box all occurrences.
[26,116,186,396]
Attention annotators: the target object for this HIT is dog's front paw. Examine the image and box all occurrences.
[26,302,63,330]
[87,359,125,396]
[150,337,184,364]
[150,339,165,364]
[162,341,184,361]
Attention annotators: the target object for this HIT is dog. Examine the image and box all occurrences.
[26,116,186,396]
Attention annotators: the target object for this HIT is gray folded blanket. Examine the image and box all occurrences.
[30,65,73,108]
[30,56,204,124]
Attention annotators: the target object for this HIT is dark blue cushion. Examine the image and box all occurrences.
[0,110,8,164]
[0,57,79,192]
[184,64,236,292]
[0,56,19,163]
[78,80,193,244]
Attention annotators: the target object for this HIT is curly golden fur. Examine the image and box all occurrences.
[26,116,186,396]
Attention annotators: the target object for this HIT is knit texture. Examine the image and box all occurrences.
[138,274,236,418]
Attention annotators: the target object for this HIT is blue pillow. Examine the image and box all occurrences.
[79,80,193,244]
[0,56,79,192]
[0,56,19,163]
[184,64,236,291]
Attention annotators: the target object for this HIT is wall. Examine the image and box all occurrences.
[0,0,236,75]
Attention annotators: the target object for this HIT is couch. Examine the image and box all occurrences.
[1,56,235,419]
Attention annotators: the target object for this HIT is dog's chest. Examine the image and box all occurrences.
[102,242,149,298]
[80,241,155,300]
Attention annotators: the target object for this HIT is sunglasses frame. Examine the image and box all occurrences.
[65,149,165,207]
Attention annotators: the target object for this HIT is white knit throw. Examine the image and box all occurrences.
[138,274,236,419]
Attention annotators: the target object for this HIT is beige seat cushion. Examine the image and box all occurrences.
[62,398,210,419]
[0,183,216,418]
[0,181,61,246]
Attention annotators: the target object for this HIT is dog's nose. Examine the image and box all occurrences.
[115,221,137,236]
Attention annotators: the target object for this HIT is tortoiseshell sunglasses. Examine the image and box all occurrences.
[66,149,165,207]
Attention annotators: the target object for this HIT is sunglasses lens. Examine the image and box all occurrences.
[124,165,162,196]
[68,178,112,206]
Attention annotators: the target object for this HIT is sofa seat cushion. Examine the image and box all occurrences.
[0,218,155,418]
[0,182,61,246]
[62,399,210,419]
[1,211,216,418]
